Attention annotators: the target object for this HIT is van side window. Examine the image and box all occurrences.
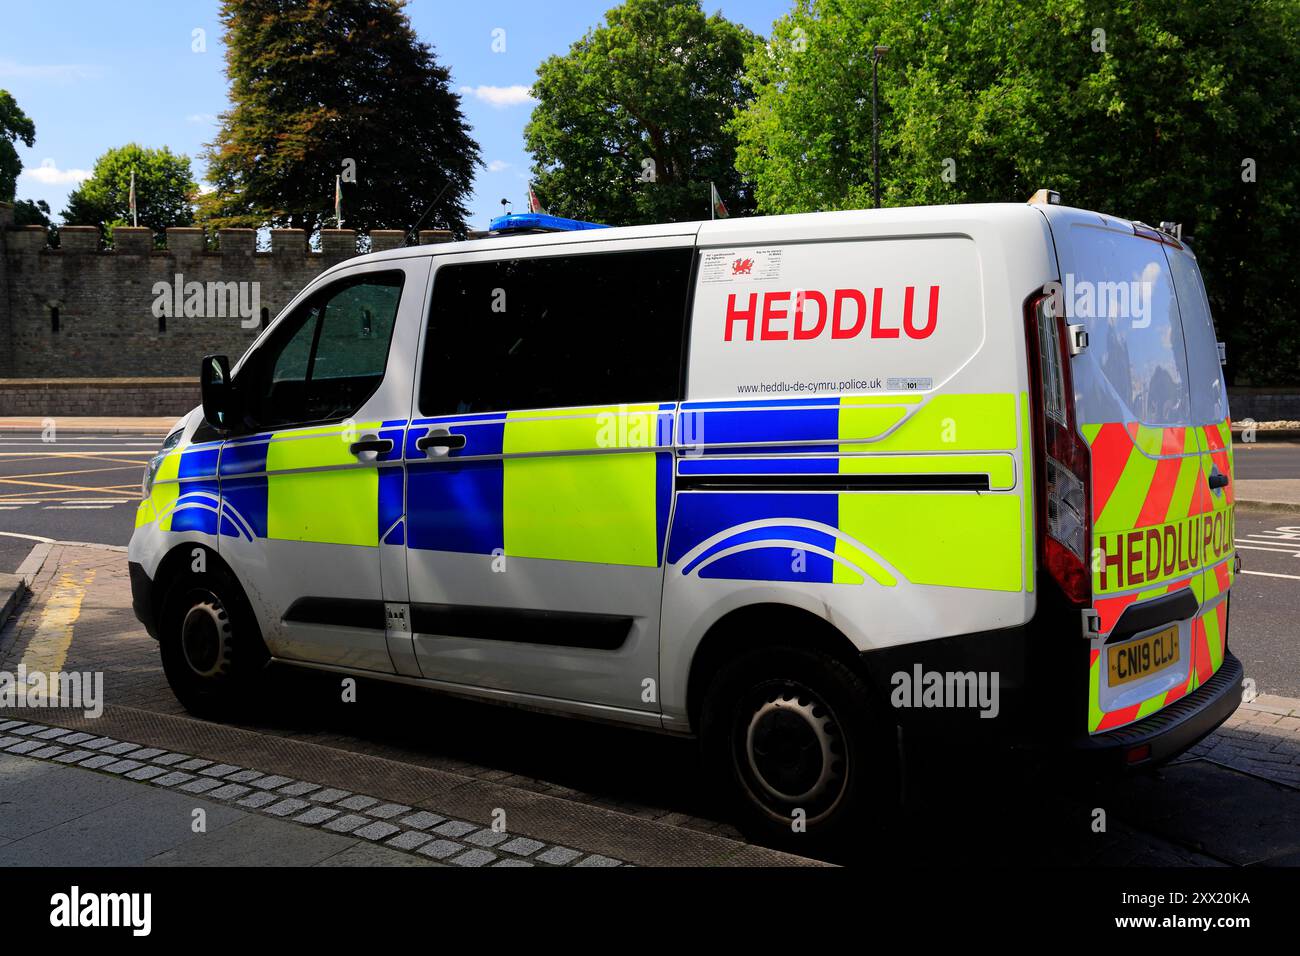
[419,248,692,415]
[238,271,404,429]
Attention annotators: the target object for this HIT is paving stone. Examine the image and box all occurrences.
[386,830,433,851]
[151,753,191,766]
[249,775,295,790]
[535,846,582,866]
[336,795,379,812]
[0,736,21,749]
[128,748,166,760]
[492,859,536,867]
[499,837,546,857]
[176,758,213,771]
[451,848,497,867]
[199,763,242,778]
[77,753,119,769]
[309,788,351,803]
[103,759,144,774]
[208,784,252,801]
[179,778,224,794]
[226,769,265,784]
[0,720,25,731]
[323,814,369,834]
[265,798,311,817]
[152,772,196,788]
[466,829,509,848]
[417,839,465,860]
[236,790,281,809]
[125,765,169,781]
[29,746,66,759]
[432,820,477,838]
[397,811,445,830]
[35,727,74,739]
[54,749,94,764]
[366,803,411,820]
[80,737,118,750]
[5,740,45,754]
[292,806,341,826]
[574,854,621,867]
[10,724,48,736]
[102,742,140,756]
[353,821,400,842]
[277,781,321,797]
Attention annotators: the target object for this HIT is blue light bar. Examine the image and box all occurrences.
[488,212,609,234]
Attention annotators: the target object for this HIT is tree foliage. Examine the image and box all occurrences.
[525,0,759,225]
[0,89,36,202]
[731,0,1300,385]
[203,0,480,236]
[62,143,198,244]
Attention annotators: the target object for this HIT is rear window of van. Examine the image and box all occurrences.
[1065,224,1192,427]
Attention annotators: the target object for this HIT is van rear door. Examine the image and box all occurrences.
[1047,212,1225,733]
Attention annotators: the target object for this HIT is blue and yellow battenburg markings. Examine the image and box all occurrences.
[137,392,1033,591]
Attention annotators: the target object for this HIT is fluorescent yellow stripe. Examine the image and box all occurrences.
[503,407,659,566]
[843,393,1018,452]
[837,492,1022,591]
[150,452,181,532]
[838,452,1015,487]
[1019,392,1034,593]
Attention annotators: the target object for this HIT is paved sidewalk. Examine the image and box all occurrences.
[1236,478,1300,512]
[0,750,437,866]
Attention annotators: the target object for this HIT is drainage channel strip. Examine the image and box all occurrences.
[0,720,625,868]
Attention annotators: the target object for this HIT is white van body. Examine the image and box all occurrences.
[129,202,1240,846]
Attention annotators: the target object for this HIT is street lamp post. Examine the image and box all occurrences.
[871,44,889,209]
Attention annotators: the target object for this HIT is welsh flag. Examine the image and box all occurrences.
[527,184,547,214]
[710,181,729,219]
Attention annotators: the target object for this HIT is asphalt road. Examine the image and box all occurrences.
[1,433,1295,696]
[0,433,152,567]
[1234,441,1300,480]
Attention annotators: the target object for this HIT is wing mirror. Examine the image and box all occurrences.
[200,354,234,431]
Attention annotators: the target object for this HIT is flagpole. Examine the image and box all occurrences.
[710,182,714,220]
[130,170,137,227]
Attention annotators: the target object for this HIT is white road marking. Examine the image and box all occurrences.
[45,505,115,511]
[1232,543,1300,555]
[1240,569,1300,581]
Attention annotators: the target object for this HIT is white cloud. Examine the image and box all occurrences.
[0,59,100,82]
[487,159,511,173]
[459,84,537,108]
[22,158,92,186]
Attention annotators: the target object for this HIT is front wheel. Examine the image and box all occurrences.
[700,644,899,857]
[159,566,267,717]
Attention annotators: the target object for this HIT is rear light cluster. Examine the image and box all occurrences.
[1026,293,1093,606]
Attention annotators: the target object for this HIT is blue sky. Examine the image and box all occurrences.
[2,0,793,231]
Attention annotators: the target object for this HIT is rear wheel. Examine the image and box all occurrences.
[700,644,898,857]
[159,565,267,717]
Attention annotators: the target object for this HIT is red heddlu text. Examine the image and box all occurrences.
[723,286,941,342]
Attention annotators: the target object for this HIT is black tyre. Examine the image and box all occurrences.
[158,563,268,718]
[700,644,899,857]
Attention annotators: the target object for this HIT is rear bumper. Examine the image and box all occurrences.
[1072,652,1243,767]
[128,561,158,640]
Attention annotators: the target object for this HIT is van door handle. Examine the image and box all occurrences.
[350,438,393,456]
[1208,473,1229,490]
[416,432,466,452]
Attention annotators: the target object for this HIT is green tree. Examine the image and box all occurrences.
[62,143,198,244]
[731,0,1300,385]
[0,89,37,202]
[204,0,480,236]
[525,0,760,225]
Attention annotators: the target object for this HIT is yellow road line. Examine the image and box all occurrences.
[21,570,96,675]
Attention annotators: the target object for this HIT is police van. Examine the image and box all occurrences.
[129,198,1241,849]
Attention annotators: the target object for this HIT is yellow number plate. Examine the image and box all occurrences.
[1108,625,1180,687]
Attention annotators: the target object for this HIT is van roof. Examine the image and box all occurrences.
[324,201,1141,276]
